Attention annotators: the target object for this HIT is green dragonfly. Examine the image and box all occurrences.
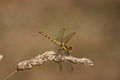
[39,28,75,72]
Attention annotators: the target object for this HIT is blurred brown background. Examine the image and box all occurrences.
[0,0,120,80]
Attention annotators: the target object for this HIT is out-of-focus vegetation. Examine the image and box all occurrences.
[0,0,120,80]
[0,54,3,61]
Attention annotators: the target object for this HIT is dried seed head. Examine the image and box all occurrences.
[17,51,56,71]
[17,51,93,71]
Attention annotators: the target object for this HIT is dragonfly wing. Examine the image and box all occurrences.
[58,62,62,72]
[68,61,74,72]
[63,60,74,73]
[56,28,65,41]
[63,32,76,43]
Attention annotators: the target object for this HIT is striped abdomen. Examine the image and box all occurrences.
[39,32,61,46]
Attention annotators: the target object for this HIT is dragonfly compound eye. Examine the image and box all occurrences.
[69,46,72,50]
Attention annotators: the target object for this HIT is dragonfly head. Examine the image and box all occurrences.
[67,46,72,52]
[69,46,72,50]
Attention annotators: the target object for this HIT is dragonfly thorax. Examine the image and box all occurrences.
[60,42,72,52]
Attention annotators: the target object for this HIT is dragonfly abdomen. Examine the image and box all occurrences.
[39,32,61,46]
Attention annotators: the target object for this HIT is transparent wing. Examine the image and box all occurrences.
[57,49,73,72]
[55,28,65,52]
[56,28,65,41]
[56,49,66,72]
[64,51,73,72]
[67,61,73,72]
[58,63,62,72]
[63,32,76,43]
[62,60,74,73]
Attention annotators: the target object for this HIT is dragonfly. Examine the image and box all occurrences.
[38,28,75,72]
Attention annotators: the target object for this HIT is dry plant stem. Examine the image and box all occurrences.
[3,51,93,80]
[3,70,17,80]
[17,51,93,71]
